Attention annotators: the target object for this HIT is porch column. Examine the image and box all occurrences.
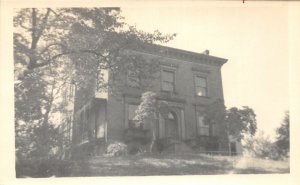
[180,109,185,139]
[158,114,165,138]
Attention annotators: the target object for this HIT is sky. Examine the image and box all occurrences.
[121,3,289,139]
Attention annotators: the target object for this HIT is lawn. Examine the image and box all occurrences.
[69,154,289,177]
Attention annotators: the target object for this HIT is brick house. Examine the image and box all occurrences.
[70,43,240,157]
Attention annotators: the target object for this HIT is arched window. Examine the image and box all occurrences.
[167,112,175,120]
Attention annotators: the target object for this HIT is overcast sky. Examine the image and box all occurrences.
[121,2,289,139]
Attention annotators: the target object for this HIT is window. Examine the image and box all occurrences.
[162,70,175,92]
[195,76,207,96]
[127,70,140,87]
[96,70,108,91]
[128,104,139,128]
[167,112,175,120]
[197,114,209,136]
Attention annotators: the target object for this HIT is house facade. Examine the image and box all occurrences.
[70,43,237,157]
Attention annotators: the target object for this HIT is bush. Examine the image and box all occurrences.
[106,141,128,156]
[242,131,281,160]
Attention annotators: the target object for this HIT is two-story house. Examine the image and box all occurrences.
[70,43,231,157]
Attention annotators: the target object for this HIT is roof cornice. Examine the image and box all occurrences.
[131,43,228,67]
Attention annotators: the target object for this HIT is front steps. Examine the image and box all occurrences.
[158,138,194,154]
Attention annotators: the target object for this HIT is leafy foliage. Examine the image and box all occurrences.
[204,99,257,140]
[203,99,257,152]
[106,141,128,157]
[275,111,290,158]
[14,8,175,83]
[242,131,280,160]
[128,92,157,153]
[133,91,157,128]
[14,8,175,167]
[242,111,289,161]
[225,106,257,141]
[16,123,59,160]
[203,99,226,126]
[15,58,74,164]
[15,70,47,124]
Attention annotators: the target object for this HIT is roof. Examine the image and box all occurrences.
[104,31,227,66]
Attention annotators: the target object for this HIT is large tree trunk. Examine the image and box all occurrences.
[28,8,51,70]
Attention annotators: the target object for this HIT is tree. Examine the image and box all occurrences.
[275,111,289,158]
[14,8,175,161]
[133,92,157,128]
[15,59,74,161]
[14,8,175,105]
[14,8,120,76]
[16,123,59,160]
[242,131,280,160]
[225,106,257,141]
[14,8,175,81]
[133,91,157,152]
[242,111,290,160]
[203,99,257,154]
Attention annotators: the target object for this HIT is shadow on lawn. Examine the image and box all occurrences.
[66,154,290,177]
[70,154,235,176]
[72,162,232,176]
[16,154,289,177]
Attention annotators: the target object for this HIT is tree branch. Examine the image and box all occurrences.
[31,8,37,50]
[28,8,51,70]
[35,8,51,45]
[32,48,108,69]
[48,8,60,17]
[39,43,67,55]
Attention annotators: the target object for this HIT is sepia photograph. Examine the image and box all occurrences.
[1,0,300,183]
[13,4,290,177]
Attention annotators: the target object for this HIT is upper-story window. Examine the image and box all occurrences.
[195,76,207,96]
[96,70,108,91]
[127,70,140,88]
[162,70,175,92]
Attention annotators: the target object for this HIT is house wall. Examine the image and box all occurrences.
[106,96,125,141]
[105,50,226,142]
[72,44,228,154]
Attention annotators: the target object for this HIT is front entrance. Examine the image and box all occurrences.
[165,111,178,139]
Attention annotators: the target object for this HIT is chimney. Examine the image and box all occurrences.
[203,50,210,55]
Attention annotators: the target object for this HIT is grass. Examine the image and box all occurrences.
[69,154,289,177]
